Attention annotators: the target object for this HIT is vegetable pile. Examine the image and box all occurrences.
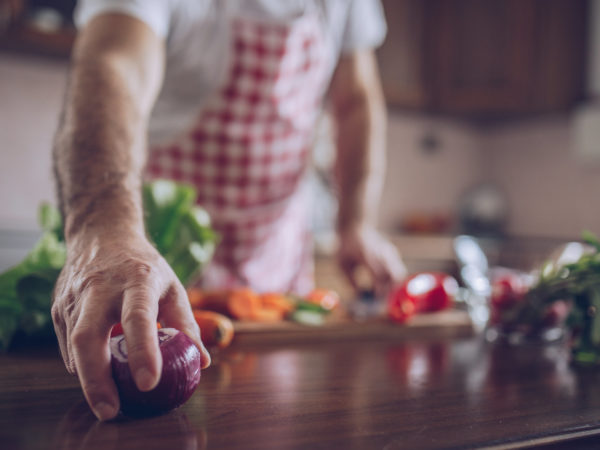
[187,287,340,330]
[507,232,600,365]
[0,180,217,351]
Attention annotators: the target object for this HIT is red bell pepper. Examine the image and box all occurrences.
[388,272,458,323]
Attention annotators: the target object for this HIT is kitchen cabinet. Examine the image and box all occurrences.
[377,0,588,117]
[0,25,75,58]
[0,1,76,58]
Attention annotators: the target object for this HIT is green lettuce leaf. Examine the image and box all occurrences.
[0,181,217,350]
[0,225,66,350]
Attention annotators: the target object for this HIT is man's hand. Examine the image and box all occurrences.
[52,229,210,421]
[329,50,406,295]
[337,224,406,296]
[51,13,180,420]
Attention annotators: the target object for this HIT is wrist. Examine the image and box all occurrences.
[337,220,373,240]
[63,187,145,242]
[336,191,379,236]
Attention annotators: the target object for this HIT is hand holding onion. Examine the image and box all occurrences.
[51,231,211,421]
[111,328,202,416]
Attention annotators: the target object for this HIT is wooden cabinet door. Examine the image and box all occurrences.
[377,0,432,108]
[432,0,538,113]
[528,0,587,111]
[377,0,588,116]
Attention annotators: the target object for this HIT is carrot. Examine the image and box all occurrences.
[187,288,204,309]
[189,289,232,315]
[260,293,295,316]
[305,289,340,311]
[189,288,295,322]
[193,310,235,349]
[251,307,286,322]
[227,288,262,320]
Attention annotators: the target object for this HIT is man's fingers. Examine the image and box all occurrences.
[339,258,361,293]
[121,286,162,392]
[380,240,407,283]
[339,230,407,297]
[71,290,120,421]
[159,284,211,369]
[51,301,73,374]
[371,244,406,296]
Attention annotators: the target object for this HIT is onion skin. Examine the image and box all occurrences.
[110,328,202,417]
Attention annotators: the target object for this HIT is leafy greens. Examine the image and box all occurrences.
[0,180,217,351]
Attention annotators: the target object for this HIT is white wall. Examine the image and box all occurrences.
[379,113,485,231]
[0,53,486,237]
[0,53,68,231]
[482,115,600,239]
[1,52,598,242]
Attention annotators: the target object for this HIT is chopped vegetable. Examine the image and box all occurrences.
[227,288,263,320]
[187,289,231,315]
[250,307,285,322]
[259,293,296,316]
[293,300,331,315]
[187,286,340,325]
[304,289,340,311]
[187,288,205,309]
[289,309,327,326]
[193,310,234,348]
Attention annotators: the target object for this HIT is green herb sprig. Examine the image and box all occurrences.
[524,231,600,365]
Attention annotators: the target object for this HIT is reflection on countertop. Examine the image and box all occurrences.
[2,336,598,449]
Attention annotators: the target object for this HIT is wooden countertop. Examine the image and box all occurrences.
[2,335,600,449]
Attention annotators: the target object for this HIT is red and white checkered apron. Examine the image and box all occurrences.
[146,12,332,295]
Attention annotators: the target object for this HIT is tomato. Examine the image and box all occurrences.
[305,289,340,311]
[387,293,417,323]
[541,300,570,327]
[490,271,528,310]
[488,269,532,327]
[110,323,124,337]
[388,272,458,323]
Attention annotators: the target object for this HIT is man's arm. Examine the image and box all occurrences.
[328,49,406,294]
[54,13,162,237]
[52,13,210,421]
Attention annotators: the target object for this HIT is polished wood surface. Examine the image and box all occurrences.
[234,310,473,345]
[2,336,600,449]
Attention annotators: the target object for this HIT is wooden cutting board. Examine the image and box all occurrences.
[233,309,474,345]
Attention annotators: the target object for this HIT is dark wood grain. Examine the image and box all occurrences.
[2,337,600,449]
[377,0,588,117]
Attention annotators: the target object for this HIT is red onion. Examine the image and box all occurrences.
[110,328,201,417]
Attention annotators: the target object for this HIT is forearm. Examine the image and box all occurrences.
[333,72,387,232]
[53,15,163,240]
[54,59,145,239]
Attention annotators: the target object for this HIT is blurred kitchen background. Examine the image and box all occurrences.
[1,0,600,292]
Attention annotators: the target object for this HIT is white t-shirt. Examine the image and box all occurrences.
[74,0,387,145]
